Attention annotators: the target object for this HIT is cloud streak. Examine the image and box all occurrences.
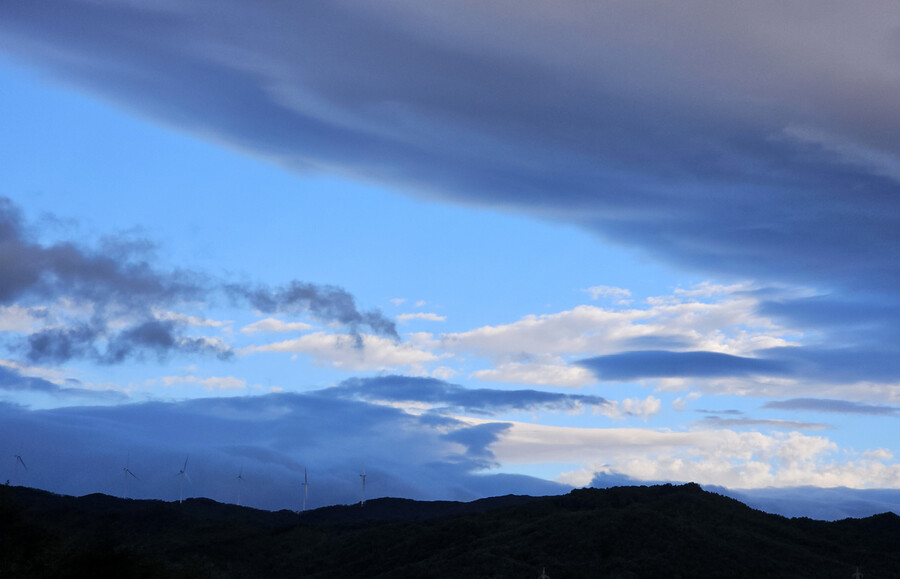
[578,350,789,381]
[324,375,608,416]
[764,398,900,416]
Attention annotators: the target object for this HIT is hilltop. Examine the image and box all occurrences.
[2,482,898,578]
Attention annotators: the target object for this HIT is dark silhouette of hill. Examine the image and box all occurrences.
[2,482,898,578]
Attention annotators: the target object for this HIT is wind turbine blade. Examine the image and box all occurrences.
[183,456,189,471]
[184,471,192,484]
[16,456,27,470]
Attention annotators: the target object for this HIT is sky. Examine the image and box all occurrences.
[2,1,900,519]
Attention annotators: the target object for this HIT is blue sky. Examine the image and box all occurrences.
[2,1,900,518]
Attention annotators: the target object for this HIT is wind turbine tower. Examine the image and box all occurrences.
[359,468,367,507]
[236,467,244,507]
[302,468,309,512]
[175,456,191,503]
[121,463,138,499]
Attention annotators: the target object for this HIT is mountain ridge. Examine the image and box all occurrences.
[2,482,898,577]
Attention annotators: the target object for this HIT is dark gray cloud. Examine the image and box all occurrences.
[764,398,899,416]
[579,345,900,386]
[2,1,900,299]
[0,197,201,308]
[25,320,232,365]
[0,391,567,509]
[0,196,394,364]
[758,346,900,385]
[324,375,608,416]
[226,281,397,340]
[578,350,788,381]
[442,422,512,470]
[0,197,222,363]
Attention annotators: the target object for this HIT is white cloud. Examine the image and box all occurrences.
[442,288,791,363]
[415,300,426,307]
[431,366,458,380]
[0,305,45,332]
[489,420,900,490]
[597,396,662,421]
[672,392,702,411]
[397,312,446,323]
[153,309,232,328]
[583,285,631,302]
[240,317,313,334]
[390,298,407,306]
[244,332,439,371]
[472,363,595,388]
[160,375,248,391]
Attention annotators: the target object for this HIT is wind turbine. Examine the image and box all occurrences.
[236,467,244,507]
[13,453,26,486]
[121,461,138,499]
[301,468,309,512]
[359,468,366,507]
[175,456,191,503]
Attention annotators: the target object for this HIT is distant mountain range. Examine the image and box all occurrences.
[2,482,898,578]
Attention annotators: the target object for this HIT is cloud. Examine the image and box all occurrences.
[397,312,446,323]
[692,416,832,431]
[706,485,900,521]
[763,398,900,416]
[243,332,436,371]
[0,197,395,367]
[0,197,224,364]
[4,1,900,302]
[6,4,900,391]
[226,281,397,339]
[25,320,233,365]
[591,474,900,520]
[324,375,608,416]
[497,421,900,490]
[578,350,789,381]
[0,198,202,307]
[471,362,595,388]
[239,317,312,334]
[0,391,567,509]
[0,364,125,404]
[583,286,631,302]
[440,292,790,366]
[596,396,662,421]
[160,375,248,391]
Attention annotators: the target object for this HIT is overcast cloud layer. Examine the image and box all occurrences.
[3,1,900,297]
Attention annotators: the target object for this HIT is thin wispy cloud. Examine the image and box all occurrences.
[764,398,900,416]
